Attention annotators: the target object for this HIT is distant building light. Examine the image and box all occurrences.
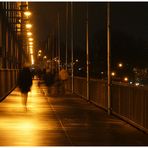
[135,83,140,86]
[124,77,128,82]
[43,56,47,59]
[111,72,116,76]
[118,63,123,68]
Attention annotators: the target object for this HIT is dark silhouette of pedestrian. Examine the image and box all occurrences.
[18,66,32,110]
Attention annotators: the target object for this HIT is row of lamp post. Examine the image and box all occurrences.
[20,2,34,67]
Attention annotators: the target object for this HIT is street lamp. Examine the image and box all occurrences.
[118,63,123,68]
[27,32,32,36]
[24,11,32,17]
[124,77,128,82]
[28,38,33,41]
[38,53,41,57]
[29,42,33,45]
[26,23,32,29]
[111,72,116,77]
[43,56,47,59]
[38,50,42,53]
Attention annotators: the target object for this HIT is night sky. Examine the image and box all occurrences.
[29,2,148,69]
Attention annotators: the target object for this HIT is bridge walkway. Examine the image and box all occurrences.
[0,79,148,146]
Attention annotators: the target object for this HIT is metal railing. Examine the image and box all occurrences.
[0,69,19,101]
[67,76,148,133]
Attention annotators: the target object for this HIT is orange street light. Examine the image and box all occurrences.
[27,32,32,36]
[28,38,33,41]
[124,77,128,82]
[111,72,116,76]
[26,24,32,29]
[118,63,123,68]
[24,11,32,17]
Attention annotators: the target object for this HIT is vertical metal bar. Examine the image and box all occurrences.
[66,2,68,70]
[71,2,74,93]
[107,2,111,115]
[86,3,89,101]
[58,13,60,72]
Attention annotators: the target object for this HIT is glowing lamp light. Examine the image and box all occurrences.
[29,42,33,45]
[29,45,33,48]
[27,32,32,36]
[28,38,33,41]
[24,11,31,17]
[43,56,47,59]
[30,48,33,54]
[26,24,32,29]
[124,77,128,82]
[38,53,41,57]
[111,72,116,76]
[118,63,123,68]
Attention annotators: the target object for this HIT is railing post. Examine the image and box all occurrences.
[107,2,111,115]
[86,3,89,101]
[71,2,74,93]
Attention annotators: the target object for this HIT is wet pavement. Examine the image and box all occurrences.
[0,79,148,146]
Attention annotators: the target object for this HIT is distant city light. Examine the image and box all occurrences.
[124,77,128,82]
[135,83,140,86]
[43,56,47,59]
[111,72,116,76]
[118,63,123,68]
[38,53,41,57]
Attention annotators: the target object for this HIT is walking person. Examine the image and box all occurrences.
[18,65,32,110]
[59,67,69,94]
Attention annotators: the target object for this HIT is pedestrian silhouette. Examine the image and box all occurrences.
[59,67,69,94]
[18,65,32,110]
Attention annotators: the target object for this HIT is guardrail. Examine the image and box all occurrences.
[67,76,148,133]
[0,69,19,101]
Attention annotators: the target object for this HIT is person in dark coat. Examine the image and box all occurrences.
[18,66,32,109]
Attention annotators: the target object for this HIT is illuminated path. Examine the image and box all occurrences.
[0,80,148,146]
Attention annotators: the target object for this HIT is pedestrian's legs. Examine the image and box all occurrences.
[22,93,28,110]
